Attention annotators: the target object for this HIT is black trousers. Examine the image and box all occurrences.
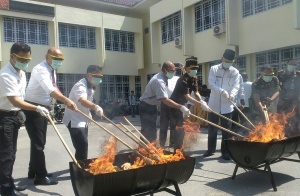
[170,107,184,150]
[139,101,157,143]
[159,102,176,147]
[207,112,232,155]
[24,110,48,178]
[67,122,88,160]
[0,114,20,195]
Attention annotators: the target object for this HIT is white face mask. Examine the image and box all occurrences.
[91,77,102,85]
[287,64,296,72]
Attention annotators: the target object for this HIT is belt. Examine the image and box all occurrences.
[0,110,20,116]
[25,101,50,110]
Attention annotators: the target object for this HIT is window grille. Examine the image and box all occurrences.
[161,11,181,44]
[235,56,247,72]
[135,76,141,100]
[195,0,225,33]
[99,75,130,103]
[58,23,96,49]
[255,45,300,78]
[105,29,135,53]
[242,0,292,18]
[147,73,156,83]
[4,16,48,45]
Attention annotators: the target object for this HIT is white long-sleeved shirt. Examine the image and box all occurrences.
[208,63,240,114]
[242,81,252,107]
[25,60,56,106]
[235,74,245,106]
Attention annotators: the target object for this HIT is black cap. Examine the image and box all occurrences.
[223,49,235,62]
[185,56,199,68]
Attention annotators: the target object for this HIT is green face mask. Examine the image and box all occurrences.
[287,64,296,72]
[15,61,28,71]
[222,62,233,69]
[262,75,273,82]
[188,70,197,77]
[166,71,174,79]
[91,77,102,85]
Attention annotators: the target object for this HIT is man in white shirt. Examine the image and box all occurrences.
[0,42,49,196]
[63,65,104,161]
[24,47,77,186]
[204,49,240,160]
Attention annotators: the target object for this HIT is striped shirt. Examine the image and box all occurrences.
[140,72,168,105]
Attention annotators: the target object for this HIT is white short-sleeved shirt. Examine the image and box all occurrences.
[25,60,56,106]
[0,62,26,111]
[63,78,94,128]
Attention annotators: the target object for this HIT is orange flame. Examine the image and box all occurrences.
[176,119,201,149]
[244,111,295,143]
[87,138,186,175]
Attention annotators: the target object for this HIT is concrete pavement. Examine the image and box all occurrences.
[11,115,300,196]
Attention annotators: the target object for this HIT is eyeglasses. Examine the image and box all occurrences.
[13,53,32,64]
[48,54,64,61]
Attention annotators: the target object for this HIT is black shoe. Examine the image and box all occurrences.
[203,150,215,157]
[28,172,53,179]
[222,153,231,160]
[14,185,27,191]
[11,190,28,196]
[34,177,58,186]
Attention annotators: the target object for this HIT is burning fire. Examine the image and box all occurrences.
[176,119,201,149]
[87,138,186,175]
[244,111,295,143]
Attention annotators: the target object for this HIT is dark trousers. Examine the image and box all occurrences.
[130,105,136,117]
[207,112,232,155]
[67,122,88,160]
[159,102,175,147]
[139,101,157,143]
[0,114,20,195]
[24,110,48,178]
[170,107,184,150]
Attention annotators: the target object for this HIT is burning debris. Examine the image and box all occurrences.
[244,111,295,143]
[176,119,201,149]
[87,136,186,175]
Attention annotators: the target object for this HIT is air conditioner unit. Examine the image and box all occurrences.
[213,23,226,36]
[174,37,182,47]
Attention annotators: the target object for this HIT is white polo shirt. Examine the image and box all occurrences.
[0,62,26,111]
[63,78,94,128]
[25,60,57,106]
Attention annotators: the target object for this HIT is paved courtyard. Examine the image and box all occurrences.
[11,115,300,196]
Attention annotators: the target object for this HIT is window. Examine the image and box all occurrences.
[161,11,181,44]
[105,29,135,53]
[242,0,292,18]
[99,75,130,103]
[255,45,300,78]
[195,0,225,33]
[56,74,85,96]
[4,16,48,45]
[58,23,96,49]
[135,76,141,100]
[235,56,247,72]
[197,66,203,85]
[147,73,156,83]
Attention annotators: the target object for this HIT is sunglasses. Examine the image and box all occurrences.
[48,54,64,61]
[13,53,32,64]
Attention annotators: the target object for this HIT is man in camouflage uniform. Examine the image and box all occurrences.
[277,59,300,137]
[250,65,280,124]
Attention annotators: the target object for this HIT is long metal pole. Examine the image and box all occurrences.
[46,114,81,168]
[190,114,245,138]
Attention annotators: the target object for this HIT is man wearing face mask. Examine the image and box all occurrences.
[204,49,240,160]
[169,57,211,151]
[0,42,50,196]
[139,61,190,145]
[23,47,77,186]
[63,65,103,160]
[250,65,280,123]
[277,59,300,136]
